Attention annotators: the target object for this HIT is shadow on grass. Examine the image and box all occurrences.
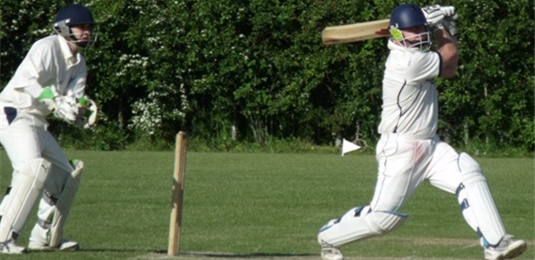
[174,252,317,258]
[64,249,316,259]
[144,251,317,259]
[26,248,151,254]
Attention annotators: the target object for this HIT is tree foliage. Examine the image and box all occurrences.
[1,0,533,151]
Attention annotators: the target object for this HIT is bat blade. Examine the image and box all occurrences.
[322,19,390,45]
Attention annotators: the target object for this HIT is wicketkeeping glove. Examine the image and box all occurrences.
[38,87,79,124]
[75,96,98,129]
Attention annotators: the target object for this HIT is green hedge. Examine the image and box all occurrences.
[1,0,533,152]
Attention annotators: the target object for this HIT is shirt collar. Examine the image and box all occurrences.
[57,35,81,67]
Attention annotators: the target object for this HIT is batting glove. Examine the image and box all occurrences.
[440,6,456,17]
[441,14,458,36]
[422,5,456,28]
[422,5,456,18]
[422,5,445,32]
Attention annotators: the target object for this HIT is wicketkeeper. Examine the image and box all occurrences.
[317,3,526,260]
[0,4,98,254]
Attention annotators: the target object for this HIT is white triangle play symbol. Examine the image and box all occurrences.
[341,139,361,156]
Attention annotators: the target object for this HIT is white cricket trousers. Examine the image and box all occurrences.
[320,133,506,247]
[371,133,507,245]
[0,107,74,234]
[371,134,462,212]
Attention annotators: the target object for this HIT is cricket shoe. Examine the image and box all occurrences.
[0,240,27,254]
[484,235,527,260]
[319,238,343,260]
[28,238,80,251]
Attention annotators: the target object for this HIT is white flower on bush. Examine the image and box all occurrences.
[116,54,149,77]
[129,84,187,136]
[129,91,163,136]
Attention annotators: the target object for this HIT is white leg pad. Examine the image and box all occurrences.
[318,206,408,247]
[455,184,478,232]
[0,159,51,241]
[49,160,84,247]
[458,152,506,245]
[30,160,84,248]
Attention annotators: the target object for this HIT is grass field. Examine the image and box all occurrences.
[0,150,533,260]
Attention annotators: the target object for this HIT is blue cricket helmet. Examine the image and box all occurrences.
[389,3,426,29]
[388,3,432,50]
[53,4,97,48]
[54,4,96,26]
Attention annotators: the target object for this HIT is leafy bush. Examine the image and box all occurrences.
[1,0,532,153]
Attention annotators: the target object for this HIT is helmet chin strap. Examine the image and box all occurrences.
[65,33,91,49]
[74,40,89,48]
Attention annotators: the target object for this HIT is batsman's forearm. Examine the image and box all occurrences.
[436,28,458,78]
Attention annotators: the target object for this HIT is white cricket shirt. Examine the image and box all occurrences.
[0,35,87,116]
[378,40,442,139]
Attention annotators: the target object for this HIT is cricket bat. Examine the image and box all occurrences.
[322,19,390,45]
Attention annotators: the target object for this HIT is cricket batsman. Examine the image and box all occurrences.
[317,3,527,260]
[0,4,98,254]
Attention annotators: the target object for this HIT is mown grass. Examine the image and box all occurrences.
[0,150,533,260]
